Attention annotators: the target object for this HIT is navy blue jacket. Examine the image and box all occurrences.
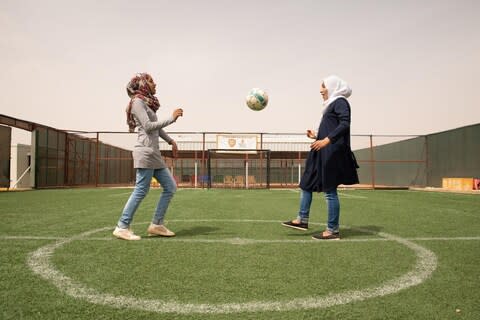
[299,98,359,192]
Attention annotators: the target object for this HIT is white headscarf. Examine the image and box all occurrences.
[323,75,352,108]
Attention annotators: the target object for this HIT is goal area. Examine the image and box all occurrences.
[206,149,271,189]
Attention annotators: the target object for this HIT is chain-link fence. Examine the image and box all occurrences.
[2,113,478,190]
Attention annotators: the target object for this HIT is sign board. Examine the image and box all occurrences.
[216,135,258,151]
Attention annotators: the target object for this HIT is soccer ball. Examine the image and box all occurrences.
[246,88,268,111]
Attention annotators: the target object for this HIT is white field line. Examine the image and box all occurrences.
[2,236,67,240]
[3,236,480,242]
[274,189,368,199]
[107,192,132,197]
[408,237,480,241]
[26,220,439,314]
[337,192,368,199]
[106,189,367,198]
[107,188,189,197]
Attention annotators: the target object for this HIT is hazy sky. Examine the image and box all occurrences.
[1,0,479,145]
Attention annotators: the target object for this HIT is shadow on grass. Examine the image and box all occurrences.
[281,225,318,237]
[342,225,383,237]
[175,226,222,237]
[283,225,384,238]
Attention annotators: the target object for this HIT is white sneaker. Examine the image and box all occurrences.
[113,227,141,240]
[147,223,176,237]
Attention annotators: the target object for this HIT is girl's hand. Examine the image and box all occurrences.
[170,140,179,158]
[310,137,330,151]
[172,108,183,121]
[306,129,316,139]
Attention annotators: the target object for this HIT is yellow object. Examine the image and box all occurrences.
[442,178,474,191]
[150,177,159,188]
[224,175,234,185]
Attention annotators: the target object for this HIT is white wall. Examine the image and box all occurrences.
[10,144,32,189]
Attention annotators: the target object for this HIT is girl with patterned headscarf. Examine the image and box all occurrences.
[114,73,184,240]
[125,73,161,132]
[282,75,359,240]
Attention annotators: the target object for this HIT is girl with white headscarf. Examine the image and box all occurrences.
[282,75,359,240]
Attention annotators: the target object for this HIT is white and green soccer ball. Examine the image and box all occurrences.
[246,88,268,111]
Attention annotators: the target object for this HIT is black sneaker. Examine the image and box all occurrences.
[312,231,340,240]
[281,220,308,231]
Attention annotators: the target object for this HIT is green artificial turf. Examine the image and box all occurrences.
[0,188,479,319]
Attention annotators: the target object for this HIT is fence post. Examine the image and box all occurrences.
[267,150,271,189]
[425,135,429,187]
[245,153,249,189]
[370,134,375,189]
[202,133,206,189]
[95,132,99,187]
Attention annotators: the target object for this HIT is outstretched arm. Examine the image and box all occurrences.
[159,130,179,158]
[158,108,183,158]
[131,99,175,133]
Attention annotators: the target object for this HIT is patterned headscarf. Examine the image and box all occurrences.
[125,73,160,132]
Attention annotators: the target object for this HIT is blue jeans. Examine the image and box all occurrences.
[298,189,313,223]
[297,188,340,232]
[117,168,177,228]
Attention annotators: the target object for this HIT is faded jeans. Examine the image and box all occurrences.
[117,168,177,228]
[297,188,340,232]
